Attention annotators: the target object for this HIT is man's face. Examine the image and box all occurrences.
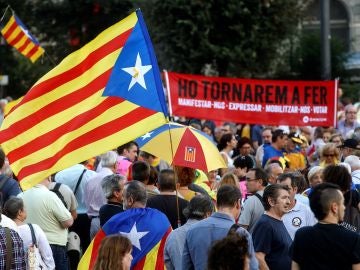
[269,165,283,184]
[345,107,357,123]
[309,172,323,188]
[272,189,291,216]
[262,130,272,144]
[245,170,260,193]
[341,147,352,159]
[277,135,288,148]
[278,178,296,202]
[116,180,125,203]
[125,145,138,162]
[234,166,247,178]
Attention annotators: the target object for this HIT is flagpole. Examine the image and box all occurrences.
[0,5,11,24]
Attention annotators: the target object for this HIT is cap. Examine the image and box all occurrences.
[288,132,303,144]
[337,138,360,149]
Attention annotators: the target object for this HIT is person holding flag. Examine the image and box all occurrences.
[78,180,172,269]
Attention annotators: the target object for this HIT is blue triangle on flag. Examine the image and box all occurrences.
[103,14,167,115]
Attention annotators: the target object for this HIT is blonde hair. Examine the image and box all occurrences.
[220,173,238,188]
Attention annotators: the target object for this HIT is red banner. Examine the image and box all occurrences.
[165,72,337,127]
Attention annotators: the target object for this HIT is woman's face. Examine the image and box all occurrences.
[310,171,323,188]
[122,249,133,270]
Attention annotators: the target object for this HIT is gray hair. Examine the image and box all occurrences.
[183,195,214,220]
[101,174,126,199]
[124,180,147,206]
[100,151,118,168]
[344,155,360,171]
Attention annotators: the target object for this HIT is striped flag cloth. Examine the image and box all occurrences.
[0,10,168,190]
[1,14,44,62]
[78,208,172,269]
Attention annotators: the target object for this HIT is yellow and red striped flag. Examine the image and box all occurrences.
[1,14,44,62]
[0,10,168,190]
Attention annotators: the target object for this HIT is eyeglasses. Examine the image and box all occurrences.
[246,177,258,182]
[323,154,335,157]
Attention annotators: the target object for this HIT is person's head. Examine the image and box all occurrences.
[323,129,333,143]
[216,185,242,219]
[265,163,283,184]
[100,151,118,172]
[329,133,343,147]
[138,151,156,165]
[217,133,237,151]
[3,197,26,221]
[219,173,238,188]
[272,129,288,149]
[206,169,219,183]
[309,183,344,223]
[101,174,126,202]
[307,166,323,188]
[338,139,359,159]
[319,143,340,165]
[222,122,236,134]
[344,155,360,172]
[344,104,358,124]
[183,195,214,220]
[322,164,352,193]
[157,169,176,192]
[207,233,249,270]
[122,180,147,210]
[117,141,138,162]
[262,128,272,144]
[237,137,252,156]
[262,184,290,217]
[131,161,150,184]
[148,166,158,186]
[174,166,196,187]
[202,123,214,137]
[286,132,303,152]
[277,173,298,201]
[313,126,324,140]
[245,167,268,193]
[93,235,133,270]
[233,156,254,178]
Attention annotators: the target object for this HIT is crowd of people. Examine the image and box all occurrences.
[0,99,359,269]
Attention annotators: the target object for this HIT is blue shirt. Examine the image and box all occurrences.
[182,212,258,270]
[262,145,284,167]
[252,214,292,270]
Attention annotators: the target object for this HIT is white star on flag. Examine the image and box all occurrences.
[141,132,153,140]
[122,53,152,91]
[119,222,149,250]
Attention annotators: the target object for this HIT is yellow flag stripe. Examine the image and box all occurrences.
[1,15,15,34]
[143,240,162,268]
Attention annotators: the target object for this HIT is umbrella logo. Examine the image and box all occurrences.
[185,146,196,162]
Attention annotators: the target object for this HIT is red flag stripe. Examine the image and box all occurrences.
[133,256,146,270]
[0,69,112,141]
[16,106,156,179]
[18,27,133,107]
[25,44,41,58]
[2,20,17,40]
[7,30,25,46]
[155,227,172,269]
[7,98,122,162]
[17,38,31,53]
[89,229,106,269]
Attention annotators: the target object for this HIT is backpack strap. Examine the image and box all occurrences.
[228,223,241,235]
[73,169,86,195]
[50,183,68,209]
[28,223,37,247]
[253,193,264,207]
[4,227,13,270]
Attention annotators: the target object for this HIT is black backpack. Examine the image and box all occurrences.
[50,183,68,209]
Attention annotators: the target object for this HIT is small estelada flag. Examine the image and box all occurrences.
[1,14,44,63]
[184,146,196,162]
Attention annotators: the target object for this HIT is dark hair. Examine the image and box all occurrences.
[217,133,234,151]
[158,169,176,191]
[233,155,254,170]
[3,197,24,220]
[263,184,290,211]
[175,166,196,187]
[131,161,150,183]
[309,182,342,220]
[139,151,155,160]
[183,195,214,220]
[277,172,297,188]
[148,166,158,186]
[322,165,352,193]
[116,141,138,155]
[93,235,132,270]
[124,180,147,205]
[216,185,242,208]
[0,148,5,169]
[237,137,252,149]
[249,167,268,187]
[272,129,286,143]
[207,233,249,270]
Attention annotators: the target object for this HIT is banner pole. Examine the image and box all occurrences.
[0,5,11,24]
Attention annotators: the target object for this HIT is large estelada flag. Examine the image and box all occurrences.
[1,14,44,62]
[0,10,168,190]
[78,208,172,269]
